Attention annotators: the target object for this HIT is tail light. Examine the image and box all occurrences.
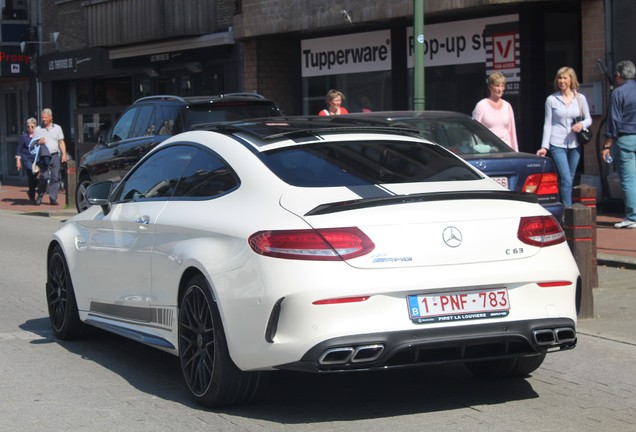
[522,173,559,195]
[248,227,375,261]
[517,215,565,247]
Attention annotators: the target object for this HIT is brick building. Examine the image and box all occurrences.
[1,0,635,204]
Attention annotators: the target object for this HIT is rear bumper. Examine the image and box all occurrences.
[277,318,576,373]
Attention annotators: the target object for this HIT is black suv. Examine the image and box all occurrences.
[75,93,282,212]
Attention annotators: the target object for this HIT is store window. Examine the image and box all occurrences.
[1,0,27,20]
[303,70,392,115]
[301,30,393,115]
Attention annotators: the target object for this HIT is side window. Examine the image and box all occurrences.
[110,108,138,143]
[155,105,181,136]
[173,149,239,198]
[131,105,156,137]
[115,145,198,202]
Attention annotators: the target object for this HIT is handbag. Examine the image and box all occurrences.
[573,93,592,145]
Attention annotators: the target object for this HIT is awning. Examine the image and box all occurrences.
[109,30,235,60]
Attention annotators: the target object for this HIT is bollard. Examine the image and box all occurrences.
[66,159,77,210]
[563,203,594,318]
[572,184,598,288]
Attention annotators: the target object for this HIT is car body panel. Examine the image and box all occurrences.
[52,121,578,376]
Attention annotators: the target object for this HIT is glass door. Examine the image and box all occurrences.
[0,83,28,183]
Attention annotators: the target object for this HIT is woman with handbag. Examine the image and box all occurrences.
[537,66,592,207]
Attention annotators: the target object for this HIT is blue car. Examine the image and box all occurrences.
[346,111,563,220]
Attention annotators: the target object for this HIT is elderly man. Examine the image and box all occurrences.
[603,60,636,228]
[34,108,67,206]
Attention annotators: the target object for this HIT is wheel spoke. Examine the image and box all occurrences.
[180,284,216,395]
[47,253,68,331]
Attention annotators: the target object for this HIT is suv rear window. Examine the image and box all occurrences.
[184,102,282,127]
[262,140,481,187]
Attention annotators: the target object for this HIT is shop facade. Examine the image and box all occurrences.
[239,2,586,156]
[0,3,31,183]
[38,32,239,163]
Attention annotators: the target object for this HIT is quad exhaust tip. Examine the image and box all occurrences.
[319,344,384,365]
[533,327,576,346]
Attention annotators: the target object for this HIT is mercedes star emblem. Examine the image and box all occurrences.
[442,226,463,248]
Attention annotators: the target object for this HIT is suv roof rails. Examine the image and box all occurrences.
[134,93,268,104]
[134,95,187,104]
[221,92,266,99]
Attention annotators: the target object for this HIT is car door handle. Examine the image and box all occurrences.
[136,215,150,224]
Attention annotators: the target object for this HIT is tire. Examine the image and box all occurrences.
[465,352,546,378]
[46,245,85,340]
[75,176,92,213]
[179,274,269,407]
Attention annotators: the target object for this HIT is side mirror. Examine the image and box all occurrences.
[87,181,114,215]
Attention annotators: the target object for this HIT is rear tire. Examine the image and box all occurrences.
[465,352,546,378]
[46,245,85,339]
[179,274,269,407]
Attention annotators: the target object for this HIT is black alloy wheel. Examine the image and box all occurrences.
[46,245,84,339]
[179,274,269,407]
[75,177,92,213]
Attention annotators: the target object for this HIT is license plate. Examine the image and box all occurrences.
[407,288,510,324]
[492,176,509,188]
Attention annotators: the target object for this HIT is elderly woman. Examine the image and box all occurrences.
[472,72,518,151]
[14,118,39,204]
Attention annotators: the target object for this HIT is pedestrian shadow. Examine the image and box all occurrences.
[1,196,34,206]
[20,317,540,420]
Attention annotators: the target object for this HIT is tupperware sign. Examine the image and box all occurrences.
[301,30,391,77]
[407,14,518,68]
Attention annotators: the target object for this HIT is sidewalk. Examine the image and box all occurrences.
[0,182,76,219]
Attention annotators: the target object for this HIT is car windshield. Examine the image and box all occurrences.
[185,102,281,126]
[262,140,481,187]
[390,117,514,156]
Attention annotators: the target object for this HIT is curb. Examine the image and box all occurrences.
[597,253,636,270]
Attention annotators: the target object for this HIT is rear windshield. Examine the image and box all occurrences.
[184,102,281,127]
[262,140,481,187]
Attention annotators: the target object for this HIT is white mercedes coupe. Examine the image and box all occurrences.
[46,117,580,407]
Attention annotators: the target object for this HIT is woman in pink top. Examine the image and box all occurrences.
[472,72,519,151]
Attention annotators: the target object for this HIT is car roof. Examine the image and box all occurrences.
[204,116,425,144]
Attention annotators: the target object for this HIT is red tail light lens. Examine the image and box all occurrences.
[248,227,375,261]
[518,215,565,247]
[522,173,559,195]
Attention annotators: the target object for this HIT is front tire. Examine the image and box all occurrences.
[179,274,269,407]
[46,245,84,339]
[465,352,547,378]
[75,176,92,213]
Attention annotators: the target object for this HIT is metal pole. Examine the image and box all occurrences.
[36,0,43,115]
[413,0,425,110]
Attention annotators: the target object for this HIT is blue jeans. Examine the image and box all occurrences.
[616,134,636,221]
[38,153,61,201]
[549,145,581,207]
